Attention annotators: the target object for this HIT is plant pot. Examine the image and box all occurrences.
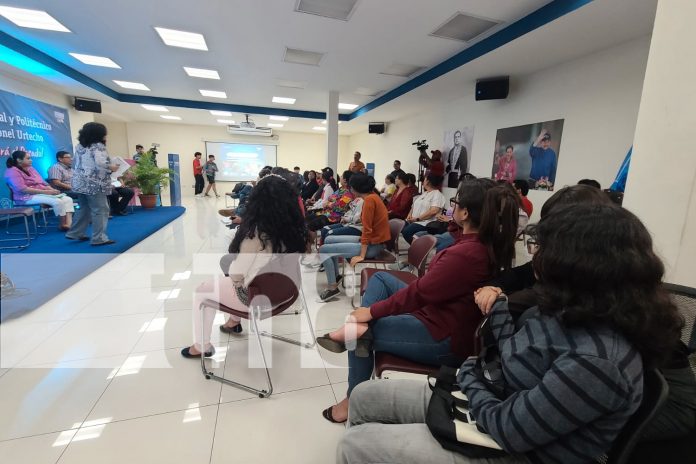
[139,194,157,209]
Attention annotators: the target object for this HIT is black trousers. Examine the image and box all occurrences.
[109,187,135,213]
[194,174,204,195]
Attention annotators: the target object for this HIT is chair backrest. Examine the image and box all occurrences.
[5,183,14,204]
[248,272,299,318]
[386,218,405,253]
[664,283,696,376]
[407,234,436,277]
[605,368,669,464]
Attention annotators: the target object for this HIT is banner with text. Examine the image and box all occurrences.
[0,89,73,207]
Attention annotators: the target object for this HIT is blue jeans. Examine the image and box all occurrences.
[319,236,384,285]
[345,272,452,395]
[401,223,428,244]
[320,224,362,242]
[434,232,455,252]
[66,193,110,244]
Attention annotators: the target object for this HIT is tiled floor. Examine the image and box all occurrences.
[0,196,354,464]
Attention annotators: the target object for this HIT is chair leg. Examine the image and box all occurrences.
[200,304,274,398]
[261,289,317,349]
[0,215,32,250]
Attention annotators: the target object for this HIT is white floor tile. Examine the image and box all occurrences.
[0,430,77,464]
[132,309,230,353]
[330,381,348,404]
[57,405,218,464]
[86,348,223,423]
[319,347,349,385]
[212,386,344,464]
[0,319,66,368]
[74,287,164,319]
[17,313,155,367]
[0,360,116,440]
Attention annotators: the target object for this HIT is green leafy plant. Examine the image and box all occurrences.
[123,152,174,195]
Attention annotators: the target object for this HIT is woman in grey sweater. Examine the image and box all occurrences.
[337,204,683,464]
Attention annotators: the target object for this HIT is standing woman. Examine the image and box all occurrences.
[193,152,204,196]
[203,155,220,198]
[66,122,118,245]
[4,150,75,230]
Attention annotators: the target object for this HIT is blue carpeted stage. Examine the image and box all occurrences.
[0,206,186,322]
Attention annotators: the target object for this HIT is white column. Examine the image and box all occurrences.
[326,90,339,171]
[623,0,696,286]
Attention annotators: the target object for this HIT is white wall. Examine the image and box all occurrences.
[623,0,696,287]
[115,121,349,195]
[346,36,651,221]
[0,72,94,147]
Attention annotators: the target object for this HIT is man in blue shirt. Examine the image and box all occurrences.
[529,130,557,188]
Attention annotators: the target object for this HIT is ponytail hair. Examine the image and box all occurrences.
[6,150,29,174]
[479,184,520,272]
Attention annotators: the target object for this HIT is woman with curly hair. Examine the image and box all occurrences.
[182,174,309,358]
[337,204,684,464]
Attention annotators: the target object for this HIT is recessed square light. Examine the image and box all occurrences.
[142,104,168,112]
[69,53,120,68]
[0,6,70,32]
[199,89,227,99]
[338,103,358,110]
[217,119,235,124]
[210,110,232,116]
[269,115,289,121]
[322,120,341,125]
[154,27,208,51]
[272,96,296,105]
[313,126,327,131]
[267,123,284,128]
[183,67,220,79]
[113,80,150,91]
[160,115,181,120]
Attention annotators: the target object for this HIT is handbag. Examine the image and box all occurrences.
[425,300,511,458]
[425,220,449,235]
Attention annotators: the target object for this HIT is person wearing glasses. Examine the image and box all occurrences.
[316,179,520,423]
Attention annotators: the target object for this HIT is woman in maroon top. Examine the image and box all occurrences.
[317,178,519,423]
[386,172,414,219]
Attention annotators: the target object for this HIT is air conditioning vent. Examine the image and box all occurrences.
[227,125,273,137]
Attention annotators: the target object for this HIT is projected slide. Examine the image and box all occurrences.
[205,142,277,182]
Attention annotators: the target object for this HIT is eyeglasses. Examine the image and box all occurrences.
[449,197,460,208]
[525,237,539,255]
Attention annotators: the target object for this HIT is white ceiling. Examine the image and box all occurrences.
[0,0,657,135]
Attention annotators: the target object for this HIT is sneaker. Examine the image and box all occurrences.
[318,264,325,272]
[204,194,211,197]
[215,194,221,198]
[319,288,340,302]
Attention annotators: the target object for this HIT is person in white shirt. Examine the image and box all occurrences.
[401,174,445,243]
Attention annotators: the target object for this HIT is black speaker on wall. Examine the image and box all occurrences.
[74,97,102,113]
[369,122,385,134]
[475,77,509,101]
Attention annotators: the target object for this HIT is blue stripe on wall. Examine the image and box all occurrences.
[0,0,593,122]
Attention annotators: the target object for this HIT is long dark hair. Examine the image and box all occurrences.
[78,122,107,147]
[229,175,309,254]
[6,150,30,174]
[540,184,611,218]
[533,204,683,367]
[322,168,337,191]
[455,178,519,272]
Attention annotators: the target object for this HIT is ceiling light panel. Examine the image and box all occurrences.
[0,6,70,32]
[217,119,235,124]
[199,89,227,98]
[160,115,181,120]
[338,103,358,110]
[155,27,208,50]
[276,79,307,89]
[267,123,284,128]
[283,47,324,66]
[269,115,289,121]
[142,104,168,112]
[295,0,359,21]
[430,12,500,42]
[313,126,326,131]
[210,110,232,116]
[69,53,120,68]
[379,63,426,78]
[113,80,150,91]
[183,67,220,79]
[272,96,296,105]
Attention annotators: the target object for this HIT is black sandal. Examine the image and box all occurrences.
[322,406,346,424]
[316,334,346,353]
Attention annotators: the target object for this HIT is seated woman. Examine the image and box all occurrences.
[306,170,355,241]
[306,168,337,209]
[317,173,390,302]
[337,203,684,464]
[181,174,309,358]
[320,196,364,243]
[317,179,519,423]
[379,174,397,202]
[301,170,319,201]
[386,172,414,220]
[4,150,75,230]
[401,174,446,244]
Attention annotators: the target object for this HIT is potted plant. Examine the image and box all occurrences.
[123,150,174,209]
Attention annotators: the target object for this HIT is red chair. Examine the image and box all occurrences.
[198,259,316,398]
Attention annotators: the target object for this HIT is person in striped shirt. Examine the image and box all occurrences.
[337,203,683,464]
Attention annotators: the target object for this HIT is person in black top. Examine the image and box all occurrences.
[301,170,319,201]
